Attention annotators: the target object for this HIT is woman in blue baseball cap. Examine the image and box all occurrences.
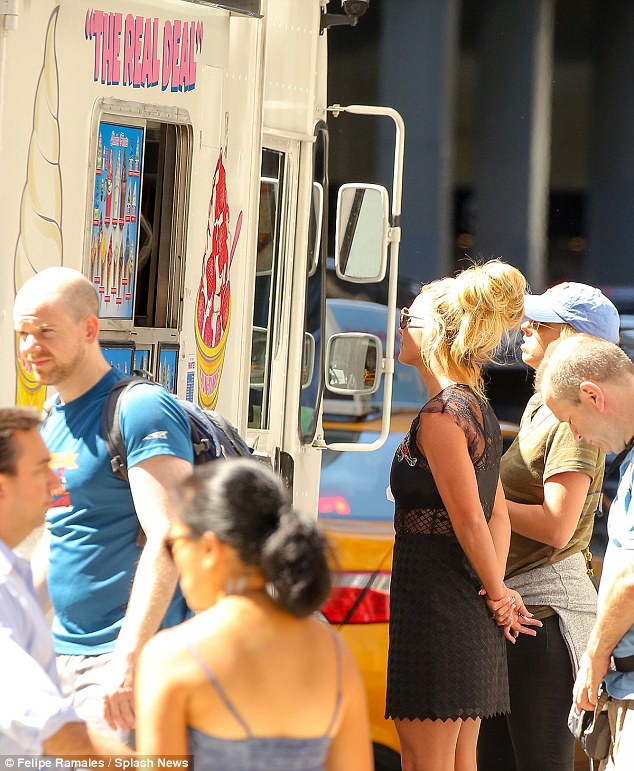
[478,282,619,771]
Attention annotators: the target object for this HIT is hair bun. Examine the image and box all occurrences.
[261,514,331,618]
[453,260,525,322]
[413,260,526,400]
[175,459,332,619]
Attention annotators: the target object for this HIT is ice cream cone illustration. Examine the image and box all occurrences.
[113,149,121,230]
[117,237,124,302]
[95,212,104,282]
[99,219,107,295]
[96,132,103,174]
[120,150,127,227]
[123,225,130,284]
[195,151,242,409]
[105,147,113,225]
[105,234,113,301]
[13,8,62,408]
[90,231,97,279]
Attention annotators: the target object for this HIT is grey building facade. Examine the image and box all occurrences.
[328,0,634,291]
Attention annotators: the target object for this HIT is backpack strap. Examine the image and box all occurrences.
[41,393,61,423]
[189,420,209,459]
[101,376,154,483]
[174,398,218,460]
[207,410,251,457]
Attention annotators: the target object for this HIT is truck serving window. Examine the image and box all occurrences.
[89,118,192,330]
[135,122,191,328]
[249,148,285,430]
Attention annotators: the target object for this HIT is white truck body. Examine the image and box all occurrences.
[0,0,401,513]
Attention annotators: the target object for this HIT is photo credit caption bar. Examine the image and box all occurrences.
[1,758,192,769]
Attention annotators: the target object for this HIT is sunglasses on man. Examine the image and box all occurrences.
[524,319,559,333]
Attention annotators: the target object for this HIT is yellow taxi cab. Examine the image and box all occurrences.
[318,411,519,771]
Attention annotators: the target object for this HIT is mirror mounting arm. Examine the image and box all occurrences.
[320,13,358,34]
[388,225,401,244]
[325,104,405,453]
[327,104,405,224]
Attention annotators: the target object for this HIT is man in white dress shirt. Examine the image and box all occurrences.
[0,407,127,756]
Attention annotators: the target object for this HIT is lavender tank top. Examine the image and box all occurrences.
[186,634,342,771]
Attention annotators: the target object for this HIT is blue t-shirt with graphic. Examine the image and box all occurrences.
[602,447,634,699]
[42,368,194,655]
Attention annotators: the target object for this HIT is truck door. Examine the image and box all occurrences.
[247,138,300,468]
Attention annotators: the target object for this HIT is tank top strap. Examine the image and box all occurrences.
[324,632,344,737]
[186,643,252,737]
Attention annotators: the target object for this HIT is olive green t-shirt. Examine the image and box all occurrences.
[503,393,604,581]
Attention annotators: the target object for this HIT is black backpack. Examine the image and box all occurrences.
[102,375,251,483]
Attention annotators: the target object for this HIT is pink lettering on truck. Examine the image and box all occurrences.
[85,9,203,91]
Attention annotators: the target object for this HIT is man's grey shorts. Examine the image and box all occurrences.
[57,652,134,748]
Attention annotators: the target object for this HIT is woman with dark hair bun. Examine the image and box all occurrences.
[136,459,372,771]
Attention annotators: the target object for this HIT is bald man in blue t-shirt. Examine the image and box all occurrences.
[14,267,194,745]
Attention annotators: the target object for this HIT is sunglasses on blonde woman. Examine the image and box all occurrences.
[399,309,425,330]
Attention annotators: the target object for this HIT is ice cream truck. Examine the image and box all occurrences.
[0,0,404,513]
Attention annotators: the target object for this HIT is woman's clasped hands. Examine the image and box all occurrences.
[479,588,543,643]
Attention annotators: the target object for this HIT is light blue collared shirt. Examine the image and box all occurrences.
[601,448,634,699]
[0,539,79,754]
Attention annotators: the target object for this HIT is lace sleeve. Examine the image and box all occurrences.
[422,386,486,465]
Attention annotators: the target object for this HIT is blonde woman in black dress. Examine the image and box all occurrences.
[385,261,541,771]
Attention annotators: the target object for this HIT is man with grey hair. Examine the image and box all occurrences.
[539,334,634,769]
[0,407,127,756]
[14,267,194,744]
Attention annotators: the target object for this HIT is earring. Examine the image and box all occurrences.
[224,575,248,595]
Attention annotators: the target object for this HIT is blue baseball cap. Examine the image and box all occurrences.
[523,282,620,343]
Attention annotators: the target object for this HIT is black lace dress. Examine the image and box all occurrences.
[385,384,510,722]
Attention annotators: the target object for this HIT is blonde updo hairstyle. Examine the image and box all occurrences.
[411,260,526,400]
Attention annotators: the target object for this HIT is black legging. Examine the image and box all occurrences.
[477,614,576,771]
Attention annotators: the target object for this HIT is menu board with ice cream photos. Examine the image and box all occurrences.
[90,123,143,319]
[158,345,178,394]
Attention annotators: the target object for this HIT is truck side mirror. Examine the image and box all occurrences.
[335,184,389,283]
[325,332,382,395]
